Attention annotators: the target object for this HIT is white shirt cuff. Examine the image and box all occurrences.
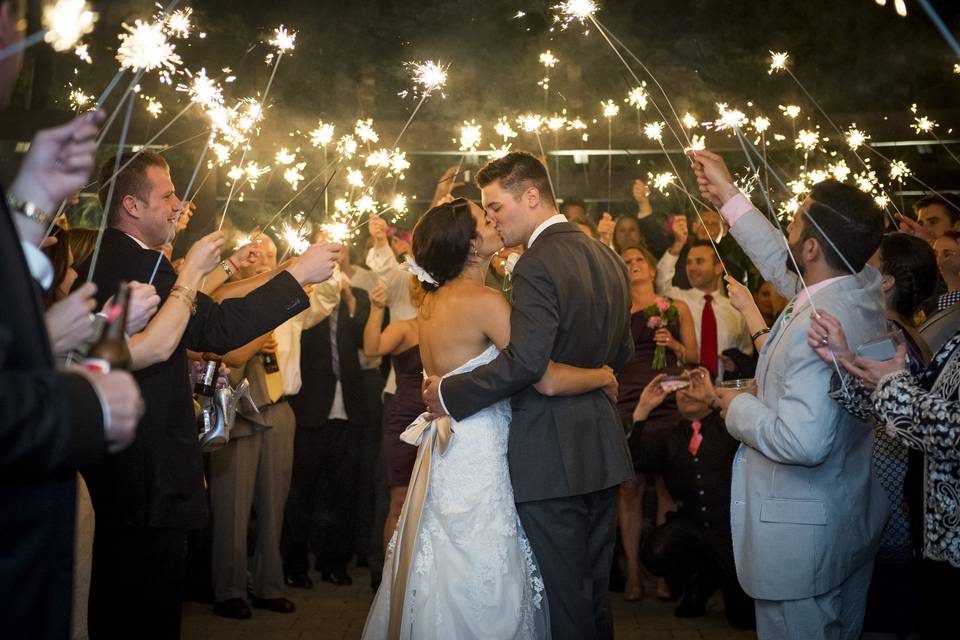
[21,239,54,289]
[436,378,451,416]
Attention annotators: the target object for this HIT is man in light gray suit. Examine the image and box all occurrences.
[689,150,890,639]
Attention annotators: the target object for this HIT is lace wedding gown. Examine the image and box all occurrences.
[362,344,550,639]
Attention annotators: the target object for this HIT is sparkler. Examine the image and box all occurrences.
[768,51,789,74]
[845,125,870,151]
[458,120,483,152]
[553,0,598,30]
[0,0,97,61]
[116,19,183,84]
[163,8,193,38]
[218,26,298,230]
[875,0,908,18]
[495,116,518,143]
[910,104,960,169]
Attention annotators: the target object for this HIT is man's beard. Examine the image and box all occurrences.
[785,238,806,278]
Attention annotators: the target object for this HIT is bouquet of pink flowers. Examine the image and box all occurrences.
[644,296,679,370]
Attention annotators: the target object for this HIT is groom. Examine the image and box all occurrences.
[423,152,634,639]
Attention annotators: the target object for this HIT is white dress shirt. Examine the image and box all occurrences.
[527,214,568,248]
[273,269,341,397]
[655,251,753,357]
[365,243,416,321]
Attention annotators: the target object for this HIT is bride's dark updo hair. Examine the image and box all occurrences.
[411,198,477,292]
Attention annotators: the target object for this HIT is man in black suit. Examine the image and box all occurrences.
[74,150,340,638]
[283,274,371,587]
[423,152,634,640]
[1,2,145,637]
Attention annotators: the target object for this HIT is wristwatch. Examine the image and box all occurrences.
[6,193,52,228]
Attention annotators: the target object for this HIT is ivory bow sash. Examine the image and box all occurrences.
[387,412,454,640]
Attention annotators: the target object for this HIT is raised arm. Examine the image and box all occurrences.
[363,284,408,357]
[689,149,800,299]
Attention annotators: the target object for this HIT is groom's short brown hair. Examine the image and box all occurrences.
[476,151,555,207]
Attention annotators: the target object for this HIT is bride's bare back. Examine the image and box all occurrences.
[418,278,511,378]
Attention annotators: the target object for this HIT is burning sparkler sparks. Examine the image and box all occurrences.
[68,87,93,111]
[713,104,748,131]
[889,159,912,182]
[281,220,310,254]
[553,0,599,29]
[310,121,335,148]
[601,100,620,119]
[626,85,649,110]
[540,50,559,68]
[163,8,193,39]
[74,43,92,63]
[681,113,699,129]
[845,125,870,150]
[143,95,163,118]
[753,116,771,133]
[517,113,544,133]
[547,115,567,132]
[829,159,852,182]
[44,0,98,52]
[647,171,676,194]
[779,104,801,119]
[116,19,183,81]
[346,168,365,188]
[458,120,483,152]
[275,148,296,165]
[875,0,908,18]
[495,117,518,141]
[337,135,359,159]
[795,128,820,151]
[284,164,306,190]
[768,51,789,74]
[354,118,379,144]
[643,121,664,142]
[910,104,938,134]
[391,194,409,214]
[269,26,297,53]
[407,60,448,97]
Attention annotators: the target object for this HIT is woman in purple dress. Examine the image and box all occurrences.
[617,246,698,601]
[363,282,425,556]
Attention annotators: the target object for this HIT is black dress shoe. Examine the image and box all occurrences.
[284,573,314,589]
[214,598,252,619]
[321,570,353,586]
[250,596,296,613]
[674,573,710,619]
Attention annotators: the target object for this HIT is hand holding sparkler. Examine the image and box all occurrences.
[894,212,936,244]
[175,201,195,233]
[668,216,689,255]
[368,214,389,247]
[807,311,854,365]
[286,241,341,286]
[124,282,161,335]
[44,283,97,354]
[180,231,227,281]
[9,110,105,235]
[229,242,261,272]
[597,213,615,246]
[687,149,740,209]
[632,179,652,215]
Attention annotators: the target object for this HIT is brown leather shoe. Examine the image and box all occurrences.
[213,598,252,619]
[250,596,296,613]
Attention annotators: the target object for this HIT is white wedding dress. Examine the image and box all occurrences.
[362,343,550,640]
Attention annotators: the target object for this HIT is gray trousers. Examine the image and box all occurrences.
[755,559,874,640]
[209,401,295,602]
[516,485,619,640]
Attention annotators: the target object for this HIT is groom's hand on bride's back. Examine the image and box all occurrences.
[422,375,448,417]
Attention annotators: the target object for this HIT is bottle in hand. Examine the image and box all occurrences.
[83,281,132,373]
[194,353,222,398]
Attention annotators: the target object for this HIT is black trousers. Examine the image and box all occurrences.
[88,526,188,639]
[516,485,619,640]
[917,558,960,639]
[282,419,361,575]
[354,369,384,563]
[641,511,754,629]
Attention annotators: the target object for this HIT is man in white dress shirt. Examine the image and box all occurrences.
[656,225,752,378]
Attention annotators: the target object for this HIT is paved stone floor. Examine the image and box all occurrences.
[182,570,756,640]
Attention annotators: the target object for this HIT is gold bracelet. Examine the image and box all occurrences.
[168,290,197,315]
[171,284,196,300]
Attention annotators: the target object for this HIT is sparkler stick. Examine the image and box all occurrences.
[275,169,341,264]
[86,94,136,283]
[728,126,852,393]
[98,101,196,190]
[250,161,340,247]
[217,27,295,230]
[95,72,143,147]
[917,0,960,58]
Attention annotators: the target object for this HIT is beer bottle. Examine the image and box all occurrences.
[84,281,132,373]
[194,353,222,398]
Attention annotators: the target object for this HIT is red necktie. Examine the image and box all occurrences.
[688,421,703,456]
[700,293,718,377]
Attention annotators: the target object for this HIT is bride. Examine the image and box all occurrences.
[362,198,618,639]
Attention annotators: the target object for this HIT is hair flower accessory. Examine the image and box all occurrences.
[402,254,438,286]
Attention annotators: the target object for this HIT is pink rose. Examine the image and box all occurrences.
[655,297,671,313]
[647,315,663,330]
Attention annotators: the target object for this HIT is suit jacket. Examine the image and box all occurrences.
[289,289,370,427]
[0,188,106,639]
[724,208,889,601]
[442,222,634,502]
[74,228,309,530]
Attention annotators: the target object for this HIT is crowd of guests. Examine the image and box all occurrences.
[4,4,960,639]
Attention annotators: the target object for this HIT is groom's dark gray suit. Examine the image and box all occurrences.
[440,220,634,640]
